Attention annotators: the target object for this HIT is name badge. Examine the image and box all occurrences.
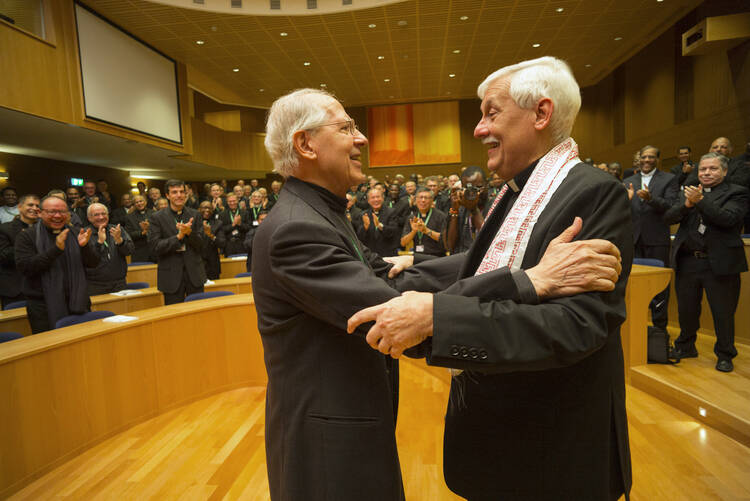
[253,221,259,226]
[232,229,239,236]
[415,245,425,253]
[698,223,706,234]
[177,243,186,252]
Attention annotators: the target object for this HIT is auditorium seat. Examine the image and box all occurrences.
[3,300,27,311]
[55,311,115,329]
[633,258,665,267]
[0,332,23,343]
[124,282,150,289]
[184,291,235,302]
[226,254,247,258]
[128,261,155,266]
[234,272,252,278]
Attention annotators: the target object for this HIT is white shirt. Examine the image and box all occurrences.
[0,206,19,224]
[640,170,655,189]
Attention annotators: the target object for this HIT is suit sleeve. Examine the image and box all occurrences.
[696,186,749,228]
[0,227,14,265]
[428,179,633,374]
[268,219,401,335]
[646,174,679,213]
[116,227,135,257]
[148,213,181,257]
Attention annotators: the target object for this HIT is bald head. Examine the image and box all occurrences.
[710,137,733,157]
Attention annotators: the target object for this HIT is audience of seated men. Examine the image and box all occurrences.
[0,187,19,223]
[0,194,40,308]
[84,203,134,295]
[198,200,224,280]
[15,196,98,333]
[400,187,446,257]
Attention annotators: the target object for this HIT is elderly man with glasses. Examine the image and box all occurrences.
[251,87,625,501]
[15,196,98,333]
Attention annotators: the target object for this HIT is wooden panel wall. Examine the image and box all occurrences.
[189,118,273,173]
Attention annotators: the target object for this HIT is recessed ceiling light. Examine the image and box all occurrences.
[303,61,311,66]
[614,36,623,41]
[452,49,461,54]
[384,78,391,82]
[459,15,468,21]
[449,73,456,78]
[446,91,452,95]
[195,40,205,45]
[585,64,592,67]
[556,7,564,12]
[280,32,288,37]
[368,23,376,28]
[532,43,541,48]
[232,68,239,72]
[656,0,663,2]
[259,88,265,92]
[389,95,394,98]
[210,26,218,32]
[320,83,327,87]
[377,55,385,60]
[397,20,408,27]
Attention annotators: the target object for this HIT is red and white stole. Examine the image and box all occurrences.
[475,137,580,275]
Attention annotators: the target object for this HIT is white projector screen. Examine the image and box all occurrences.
[74,3,182,143]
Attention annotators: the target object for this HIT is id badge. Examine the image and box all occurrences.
[177,243,186,252]
[697,223,706,234]
[253,221,259,226]
[415,245,425,253]
[232,229,239,236]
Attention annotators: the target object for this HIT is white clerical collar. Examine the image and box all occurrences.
[704,187,712,192]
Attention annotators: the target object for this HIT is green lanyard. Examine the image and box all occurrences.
[229,209,240,220]
[416,209,432,244]
[252,207,260,219]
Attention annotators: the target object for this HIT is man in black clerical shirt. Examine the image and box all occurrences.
[357,187,401,257]
[400,187,446,257]
[124,194,153,263]
[110,193,133,227]
[199,200,224,280]
[666,152,749,373]
[85,203,134,295]
[0,194,40,308]
[219,193,249,256]
[148,179,206,305]
[15,196,98,333]
[670,146,695,186]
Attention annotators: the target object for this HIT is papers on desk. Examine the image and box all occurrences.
[204,280,215,285]
[109,290,144,296]
[230,255,247,260]
[102,315,138,323]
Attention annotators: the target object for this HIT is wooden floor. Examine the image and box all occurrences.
[632,333,750,447]
[9,359,750,500]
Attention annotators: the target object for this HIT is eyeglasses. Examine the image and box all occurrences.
[316,119,360,136]
[42,209,69,216]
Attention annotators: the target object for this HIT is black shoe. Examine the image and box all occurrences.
[716,360,734,373]
[669,346,698,359]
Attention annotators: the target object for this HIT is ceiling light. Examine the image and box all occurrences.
[280,32,288,36]
[532,43,541,48]
[459,16,468,21]
[320,83,327,87]
[657,0,663,2]
[195,40,205,45]
[259,88,265,92]
[397,20,408,27]
[585,64,592,67]
[210,26,218,31]
[452,49,461,54]
[384,78,390,82]
[556,7,564,12]
[449,73,456,78]
[389,95,394,98]
[614,36,623,41]
[446,91,452,95]
[232,68,239,72]
[303,61,311,66]
[377,55,385,60]
[368,23,376,28]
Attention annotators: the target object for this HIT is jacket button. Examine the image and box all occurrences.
[469,348,478,359]
[460,347,469,358]
[479,350,488,360]
[450,345,459,356]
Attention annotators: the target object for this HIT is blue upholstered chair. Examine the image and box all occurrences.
[183,291,235,302]
[3,300,27,311]
[234,272,252,278]
[128,261,155,267]
[633,258,665,268]
[55,311,115,329]
[124,282,150,289]
[0,332,23,343]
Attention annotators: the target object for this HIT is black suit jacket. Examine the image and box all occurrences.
[201,218,224,280]
[416,163,634,500]
[623,169,678,246]
[125,209,153,262]
[665,181,749,275]
[356,206,401,257]
[0,218,30,298]
[147,207,206,294]
[251,177,520,501]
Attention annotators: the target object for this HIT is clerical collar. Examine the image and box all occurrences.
[289,176,348,212]
[641,170,656,180]
[169,207,183,217]
[704,187,712,192]
[506,159,540,193]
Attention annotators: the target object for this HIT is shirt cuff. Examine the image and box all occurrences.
[511,270,539,305]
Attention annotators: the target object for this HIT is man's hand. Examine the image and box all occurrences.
[384,255,414,278]
[176,218,193,239]
[372,212,381,230]
[450,187,462,211]
[684,185,703,207]
[139,219,149,235]
[636,185,651,201]
[110,224,123,244]
[97,225,107,244]
[626,183,634,201]
[78,228,93,247]
[72,198,86,209]
[203,220,214,238]
[362,213,371,230]
[347,291,433,358]
[409,216,420,232]
[525,217,622,299]
[682,162,693,173]
[233,214,242,226]
[56,228,69,250]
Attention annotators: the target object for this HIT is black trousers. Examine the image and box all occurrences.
[674,254,740,361]
[634,242,670,328]
[163,266,204,305]
[26,298,51,334]
[87,278,126,296]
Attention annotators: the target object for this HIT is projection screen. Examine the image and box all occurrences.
[74,2,182,143]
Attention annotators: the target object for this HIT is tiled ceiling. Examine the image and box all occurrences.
[82,0,703,107]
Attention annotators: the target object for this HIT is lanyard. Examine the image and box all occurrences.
[252,207,260,219]
[229,209,240,220]
[416,209,432,244]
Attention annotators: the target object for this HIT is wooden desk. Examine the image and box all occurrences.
[0,294,265,498]
[219,256,248,279]
[667,239,750,345]
[621,264,673,380]
[0,278,251,336]
[126,257,249,285]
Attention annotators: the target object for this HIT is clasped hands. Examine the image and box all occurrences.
[176,218,194,239]
[347,217,622,358]
[684,185,703,207]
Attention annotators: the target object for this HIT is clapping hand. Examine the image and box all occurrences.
[626,183,634,200]
[176,218,193,239]
[684,185,703,207]
[78,228,93,247]
[97,225,107,244]
[109,224,123,244]
[636,185,651,201]
[362,213,371,230]
[203,220,213,238]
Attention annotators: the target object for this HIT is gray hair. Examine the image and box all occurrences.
[640,145,660,157]
[700,152,729,170]
[477,56,581,145]
[86,202,108,217]
[265,88,336,178]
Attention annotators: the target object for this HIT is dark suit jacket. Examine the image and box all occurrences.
[356,206,401,257]
[683,155,750,189]
[125,209,153,262]
[219,208,249,256]
[201,218,224,280]
[416,164,634,500]
[147,207,206,294]
[0,218,30,299]
[623,169,678,246]
[665,181,749,275]
[251,177,519,501]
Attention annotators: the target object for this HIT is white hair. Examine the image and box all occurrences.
[477,56,581,145]
[264,88,336,178]
[86,202,108,217]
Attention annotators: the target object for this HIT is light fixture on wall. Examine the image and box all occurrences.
[0,172,8,180]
